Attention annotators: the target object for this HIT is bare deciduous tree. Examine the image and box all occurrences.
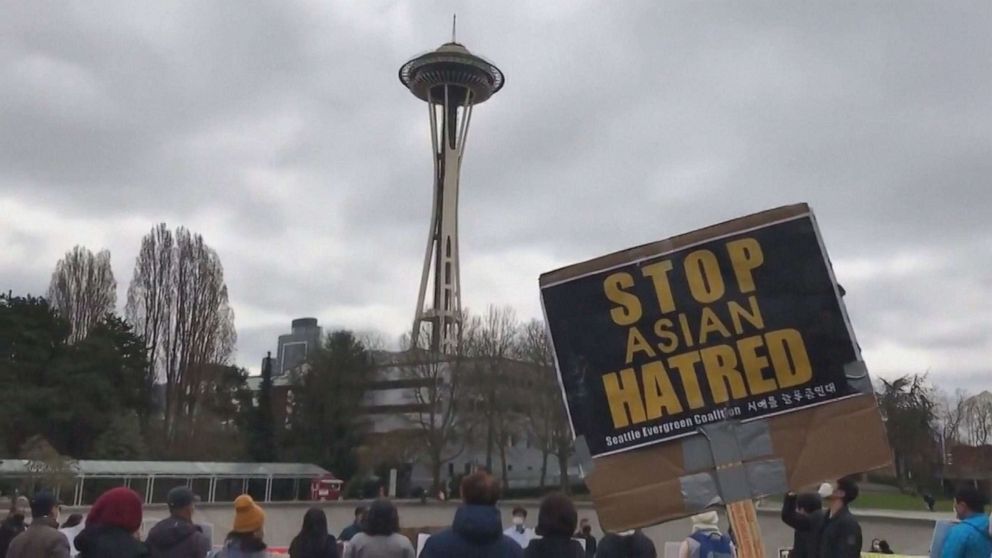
[400,329,469,493]
[463,305,526,487]
[517,319,574,491]
[47,246,116,343]
[125,224,236,447]
[357,329,390,352]
[964,392,992,446]
[20,435,77,495]
[125,223,174,429]
[936,388,969,446]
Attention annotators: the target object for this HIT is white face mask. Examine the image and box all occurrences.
[512,516,525,526]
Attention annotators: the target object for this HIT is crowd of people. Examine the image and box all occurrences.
[780,477,992,558]
[0,471,660,558]
[2,473,991,558]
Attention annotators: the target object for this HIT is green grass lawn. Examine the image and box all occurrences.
[767,491,953,512]
[852,491,953,512]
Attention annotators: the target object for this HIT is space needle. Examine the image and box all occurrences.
[399,24,504,353]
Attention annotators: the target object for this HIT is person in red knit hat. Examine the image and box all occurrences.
[74,487,149,558]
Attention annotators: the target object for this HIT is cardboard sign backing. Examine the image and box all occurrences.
[539,203,892,530]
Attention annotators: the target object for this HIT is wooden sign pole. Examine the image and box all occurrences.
[727,500,765,558]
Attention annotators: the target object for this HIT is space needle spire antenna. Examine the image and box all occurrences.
[399,29,505,353]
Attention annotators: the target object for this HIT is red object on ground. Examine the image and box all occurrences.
[310,474,343,501]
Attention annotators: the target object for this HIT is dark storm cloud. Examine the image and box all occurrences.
[2,1,990,385]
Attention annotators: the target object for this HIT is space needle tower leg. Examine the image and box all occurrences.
[412,87,473,353]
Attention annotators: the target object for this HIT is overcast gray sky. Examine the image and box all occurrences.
[2,1,989,389]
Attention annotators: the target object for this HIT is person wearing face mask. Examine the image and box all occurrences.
[575,519,597,558]
[940,486,991,558]
[504,507,534,549]
[818,477,862,558]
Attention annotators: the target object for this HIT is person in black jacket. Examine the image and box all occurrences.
[576,519,597,558]
[595,530,656,558]
[0,503,27,558]
[146,487,211,558]
[780,490,825,558]
[525,493,584,558]
[290,508,338,558]
[339,506,367,543]
[818,477,862,558]
[74,487,148,558]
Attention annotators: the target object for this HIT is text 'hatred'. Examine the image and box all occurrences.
[600,238,812,428]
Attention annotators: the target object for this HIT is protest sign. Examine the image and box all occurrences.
[929,520,954,558]
[540,204,892,530]
[542,205,862,457]
[416,533,430,557]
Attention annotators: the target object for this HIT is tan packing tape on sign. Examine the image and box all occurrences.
[539,203,893,531]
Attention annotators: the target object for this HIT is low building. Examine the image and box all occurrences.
[362,350,579,490]
[248,343,580,491]
[944,443,992,494]
[0,459,329,505]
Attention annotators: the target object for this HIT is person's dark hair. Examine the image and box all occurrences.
[29,491,58,519]
[226,531,267,552]
[290,507,331,557]
[354,505,368,519]
[796,492,822,514]
[461,472,501,506]
[535,493,578,538]
[955,485,987,513]
[61,513,84,529]
[363,499,400,536]
[620,530,642,557]
[512,506,527,517]
[836,477,859,504]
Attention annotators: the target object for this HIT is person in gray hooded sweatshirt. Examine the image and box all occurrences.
[146,487,211,558]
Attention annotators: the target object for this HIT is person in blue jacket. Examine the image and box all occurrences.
[420,471,523,558]
[941,485,992,558]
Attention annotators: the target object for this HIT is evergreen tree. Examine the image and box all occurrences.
[0,293,149,457]
[247,353,278,461]
[92,412,148,460]
[285,331,371,479]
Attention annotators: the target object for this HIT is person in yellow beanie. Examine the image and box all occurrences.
[214,495,269,557]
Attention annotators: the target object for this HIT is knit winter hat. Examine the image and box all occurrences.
[86,487,144,533]
[232,494,265,533]
[690,511,720,532]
